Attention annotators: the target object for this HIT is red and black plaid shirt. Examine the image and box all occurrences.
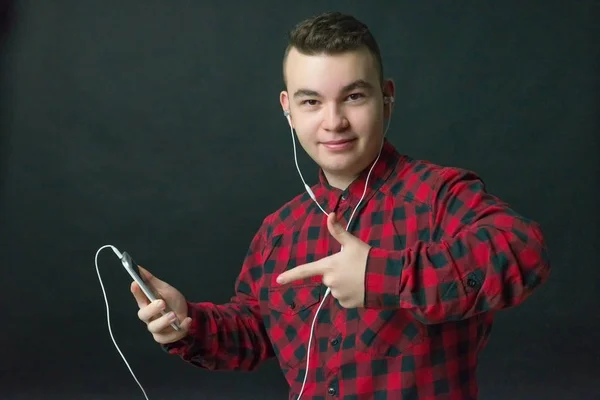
[164,139,551,399]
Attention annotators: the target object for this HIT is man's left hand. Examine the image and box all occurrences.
[276,212,371,308]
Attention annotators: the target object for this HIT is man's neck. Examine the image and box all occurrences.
[323,172,357,190]
[323,153,380,190]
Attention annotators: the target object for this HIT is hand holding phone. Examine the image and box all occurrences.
[123,252,193,343]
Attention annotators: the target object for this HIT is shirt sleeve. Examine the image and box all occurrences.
[161,221,275,370]
[363,167,551,324]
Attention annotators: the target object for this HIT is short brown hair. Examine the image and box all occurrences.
[283,12,384,86]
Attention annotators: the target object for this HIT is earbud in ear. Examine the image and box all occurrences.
[283,110,292,128]
[384,96,395,104]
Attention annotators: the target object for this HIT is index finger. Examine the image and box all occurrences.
[276,259,327,285]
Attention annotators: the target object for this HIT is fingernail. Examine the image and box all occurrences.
[169,312,177,321]
[276,276,283,284]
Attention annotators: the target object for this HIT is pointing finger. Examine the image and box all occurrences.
[276,259,328,285]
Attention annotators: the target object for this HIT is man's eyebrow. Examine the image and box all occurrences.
[293,89,320,99]
[341,79,374,93]
[292,80,375,99]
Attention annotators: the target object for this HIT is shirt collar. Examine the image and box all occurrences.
[314,138,399,211]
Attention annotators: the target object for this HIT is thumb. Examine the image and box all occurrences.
[137,265,154,281]
[327,212,351,244]
[137,265,167,289]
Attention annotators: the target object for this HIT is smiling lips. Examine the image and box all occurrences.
[321,138,357,151]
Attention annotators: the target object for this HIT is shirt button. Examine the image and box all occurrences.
[330,338,339,346]
[341,194,347,201]
[289,301,296,309]
[467,278,477,287]
[328,387,336,395]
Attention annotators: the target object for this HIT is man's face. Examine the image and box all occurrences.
[280,46,393,188]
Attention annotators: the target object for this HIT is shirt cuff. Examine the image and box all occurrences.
[364,247,403,309]
[160,300,200,355]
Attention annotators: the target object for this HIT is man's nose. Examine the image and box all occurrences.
[322,104,349,131]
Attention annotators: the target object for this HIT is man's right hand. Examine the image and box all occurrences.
[131,266,193,344]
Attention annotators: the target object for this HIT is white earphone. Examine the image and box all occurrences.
[283,92,394,399]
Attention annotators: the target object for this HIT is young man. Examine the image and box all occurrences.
[132,12,551,399]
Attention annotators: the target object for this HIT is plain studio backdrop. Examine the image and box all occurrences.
[0,1,598,399]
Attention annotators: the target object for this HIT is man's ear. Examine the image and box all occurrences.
[280,90,292,126]
[382,78,395,119]
[280,90,289,113]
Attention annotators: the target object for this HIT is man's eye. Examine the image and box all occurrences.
[348,93,364,101]
[302,99,318,106]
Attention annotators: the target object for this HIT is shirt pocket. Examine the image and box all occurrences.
[265,283,323,369]
[353,308,426,358]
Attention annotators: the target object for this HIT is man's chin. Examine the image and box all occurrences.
[319,161,362,180]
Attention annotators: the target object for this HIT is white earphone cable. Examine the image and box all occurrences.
[289,126,329,215]
[95,245,150,400]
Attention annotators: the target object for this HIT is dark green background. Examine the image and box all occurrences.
[1,1,598,399]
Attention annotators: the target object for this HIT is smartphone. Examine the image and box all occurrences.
[120,251,181,331]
